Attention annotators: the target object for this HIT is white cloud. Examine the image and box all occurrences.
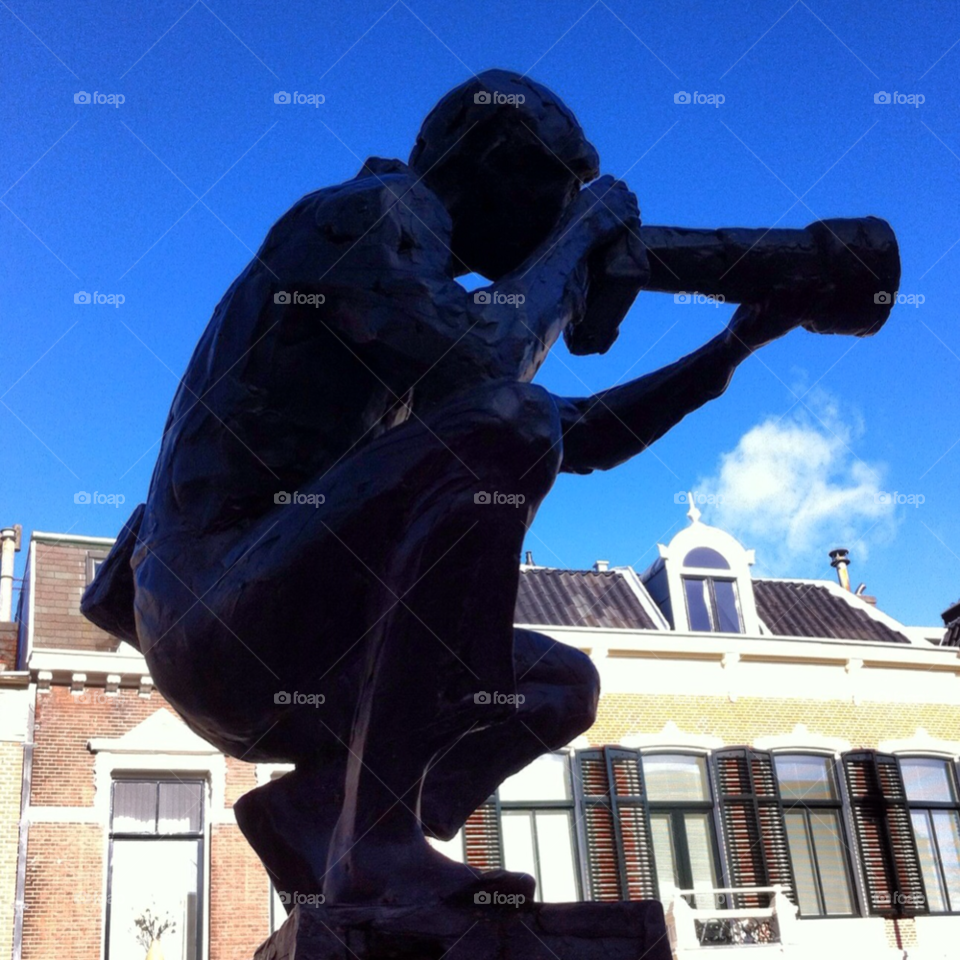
[696,399,896,575]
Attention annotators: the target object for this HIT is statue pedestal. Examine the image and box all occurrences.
[254,900,671,960]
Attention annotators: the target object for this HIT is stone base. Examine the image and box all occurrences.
[253,900,671,960]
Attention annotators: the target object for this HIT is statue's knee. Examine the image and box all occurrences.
[472,382,562,481]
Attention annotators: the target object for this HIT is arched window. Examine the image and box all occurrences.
[683,547,730,570]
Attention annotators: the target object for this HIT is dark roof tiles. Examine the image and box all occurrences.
[754,579,910,644]
[516,568,657,630]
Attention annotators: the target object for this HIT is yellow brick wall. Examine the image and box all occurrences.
[0,741,23,960]
[587,694,960,749]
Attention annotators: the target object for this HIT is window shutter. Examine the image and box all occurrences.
[462,797,502,871]
[714,748,795,909]
[842,751,927,917]
[575,748,657,901]
[606,748,658,900]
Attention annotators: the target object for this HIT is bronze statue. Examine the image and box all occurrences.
[83,69,899,908]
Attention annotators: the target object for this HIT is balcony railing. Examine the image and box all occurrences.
[665,886,799,953]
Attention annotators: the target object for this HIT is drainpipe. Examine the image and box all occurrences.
[0,526,21,621]
[12,686,35,960]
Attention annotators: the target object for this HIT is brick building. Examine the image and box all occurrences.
[2,507,959,959]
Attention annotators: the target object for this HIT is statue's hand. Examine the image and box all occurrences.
[725,300,803,351]
[565,175,640,250]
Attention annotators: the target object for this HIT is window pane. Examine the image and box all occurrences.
[775,755,837,801]
[683,548,730,570]
[684,578,712,631]
[159,782,203,834]
[911,811,947,912]
[109,839,200,960]
[684,813,719,909]
[785,811,821,916]
[932,811,960,912]
[499,753,571,802]
[534,811,579,902]
[901,758,956,803]
[643,755,710,802]
[112,782,156,833]
[502,812,538,885]
[650,813,678,902]
[712,580,742,633]
[809,811,853,915]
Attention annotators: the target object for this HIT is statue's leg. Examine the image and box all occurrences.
[420,628,599,842]
[321,381,566,905]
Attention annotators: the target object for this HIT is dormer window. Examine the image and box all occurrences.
[641,494,760,634]
[682,576,743,633]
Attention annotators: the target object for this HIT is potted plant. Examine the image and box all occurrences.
[133,907,177,960]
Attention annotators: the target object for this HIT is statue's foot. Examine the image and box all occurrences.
[234,769,342,905]
[323,833,535,907]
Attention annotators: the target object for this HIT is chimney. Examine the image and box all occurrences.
[594,560,610,573]
[524,551,535,567]
[829,548,851,591]
[0,525,22,622]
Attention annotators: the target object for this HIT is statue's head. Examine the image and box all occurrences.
[410,69,599,280]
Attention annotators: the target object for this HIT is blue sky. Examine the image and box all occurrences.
[1,0,957,627]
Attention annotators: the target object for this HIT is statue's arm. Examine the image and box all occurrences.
[556,304,783,474]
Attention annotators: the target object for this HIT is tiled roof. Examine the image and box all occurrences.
[516,568,658,630]
[754,579,910,644]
